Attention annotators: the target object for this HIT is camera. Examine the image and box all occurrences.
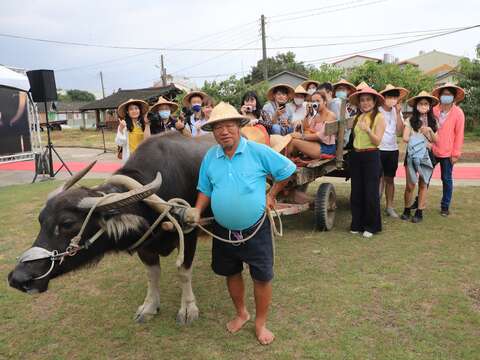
[245,105,252,112]
[312,102,319,110]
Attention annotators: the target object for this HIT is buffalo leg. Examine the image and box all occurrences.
[176,231,199,325]
[134,250,161,323]
[176,264,199,325]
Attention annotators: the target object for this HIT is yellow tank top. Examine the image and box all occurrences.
[353,112,383,150]
[128,121,144,154]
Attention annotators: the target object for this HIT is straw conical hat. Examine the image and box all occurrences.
[300,80,320,89]
[150,96,179,113]
[407,90,439,107]
[117,98,149,119]
[348,87,385,107]
[266,84,295,101]
[356,81,369,91]
[200,102,250,131]
[333,79,356,94]
[241,126,268,145]
[182,90,209,107]
[270,134,292,153]
[294,85,309,96]
[380,84,409,100]
[432,82,465,103]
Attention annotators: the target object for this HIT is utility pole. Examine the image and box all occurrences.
[261,14,268,81]
[160,55,167,86]
[99,71,105,99]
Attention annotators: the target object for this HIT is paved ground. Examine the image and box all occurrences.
[1,147,480,187]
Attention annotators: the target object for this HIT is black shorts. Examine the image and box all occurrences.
[380,150,399,178]
[211,216,273,282]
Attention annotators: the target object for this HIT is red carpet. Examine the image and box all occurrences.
[0,161,121,173]
[1,161,480,180]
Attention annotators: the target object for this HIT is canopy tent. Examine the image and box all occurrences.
[0,65,30,91]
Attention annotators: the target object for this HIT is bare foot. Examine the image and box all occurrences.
[226,312,250,333]
[256,325,275,345]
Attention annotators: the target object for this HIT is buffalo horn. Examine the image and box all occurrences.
[78,172,162,211]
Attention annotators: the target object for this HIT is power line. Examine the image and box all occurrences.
[266,30,460,50]
[303,25,480,64]
[268,0,373,19]
[269,26,465,40]
[268,0,388,24]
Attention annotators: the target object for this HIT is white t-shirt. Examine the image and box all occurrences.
[379,107,402,151]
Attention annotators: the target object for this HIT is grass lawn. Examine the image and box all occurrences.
[40,128,117,151]
[0,180,479,359]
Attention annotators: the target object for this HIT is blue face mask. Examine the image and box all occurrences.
[159,110,170,119]
[440,95,454,104]
[192,104,202,112]
[336,90,347,100]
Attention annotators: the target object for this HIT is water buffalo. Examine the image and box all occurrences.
[8,132,215,324]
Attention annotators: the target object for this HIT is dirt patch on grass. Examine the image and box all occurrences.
[467,287,480,312]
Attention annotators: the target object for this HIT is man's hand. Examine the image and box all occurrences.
[395,102,402,113]
[451,156,459,164]
[266,192,276,210]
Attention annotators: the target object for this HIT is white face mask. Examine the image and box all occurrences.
[294,97,304,106]
[307,88,316,96]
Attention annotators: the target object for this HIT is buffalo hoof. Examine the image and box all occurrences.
[176,302,199,325]
[134,304,159,323]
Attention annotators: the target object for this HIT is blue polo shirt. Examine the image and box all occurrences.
[197,137,296,230]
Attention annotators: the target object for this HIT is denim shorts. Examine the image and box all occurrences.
[321,143,336,155]
[211,215,273,282]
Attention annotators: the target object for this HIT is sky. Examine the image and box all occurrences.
[1,0,478,98]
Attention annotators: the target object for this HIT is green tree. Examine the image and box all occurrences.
[308,64,346,84]
[58,89,96,102]
[347,61,435,96]
[245,52,313,84]
[201,76,269,109]
[456,53,480,131]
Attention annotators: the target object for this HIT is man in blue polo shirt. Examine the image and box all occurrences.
[195,102,296,345]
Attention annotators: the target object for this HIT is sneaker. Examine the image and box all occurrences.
[400,208,411,221]
[385,208,399,218]
[440,208,450,217]
[363,231,373,238]
[350,230,360,234]
[411,209,423,223]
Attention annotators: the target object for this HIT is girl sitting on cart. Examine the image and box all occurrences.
[285,90,337,160]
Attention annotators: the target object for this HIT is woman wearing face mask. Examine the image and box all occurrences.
[378,84,409,218]
[401,91,439,223]
[285,90,336,160]
[430,83,465,216]
[333,79,357,117]
[347,87,386,238]
[115,98,149,163]
[290,85,308,129]
[145,97,190,138]
[301,80,320,101]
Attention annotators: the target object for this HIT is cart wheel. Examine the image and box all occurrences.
[314,183,336,231]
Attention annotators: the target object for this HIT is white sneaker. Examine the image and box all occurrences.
[350,230,359,234]
[363,231,373,238]
[385,208,399,218]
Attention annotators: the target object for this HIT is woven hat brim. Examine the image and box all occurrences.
[407,95,439,107]
[266,84,295,101]
[380,87,409,101]
[182,91,209,107]
[150,102,179,113]
[201,116,250,132]
[432,85,465,103]
[348,90,385,107]
[117,100,149,119]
